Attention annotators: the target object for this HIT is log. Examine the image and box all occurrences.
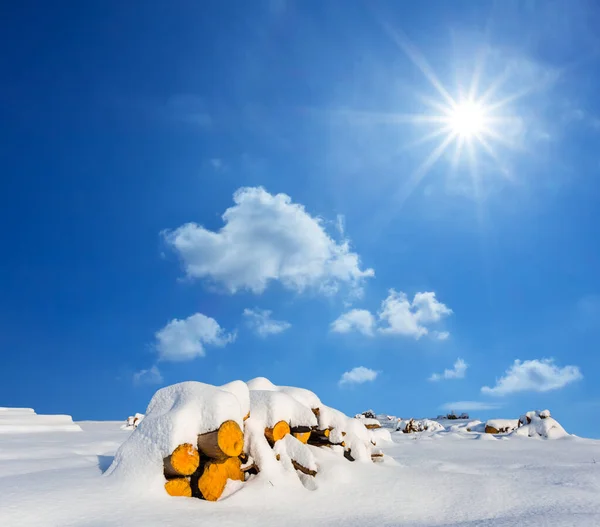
[292,431,311,444]
[239,452,249,464]
[164,477,192,497]
[265,421,290,444]
[310,429,330,439]
[290,426,312,433]
[197,457,243,502]
[344,449,355,462]
[243,412,250,421]
[242,463,259,475]
[364,423,381,429]
[312,408,320,417]
[291,459,317,477]
[164,443,200,478]
[485,425,499,434]
[197,420,244,459]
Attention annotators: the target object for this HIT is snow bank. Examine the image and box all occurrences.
[0,407,82,433]
[249,390,317,428]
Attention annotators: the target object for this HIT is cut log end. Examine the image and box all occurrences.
[292,431,311,444]
[197,457,243,502]
[164,443,200,478]
[165,478,192,497]
[265,421,291,443]
[198,420,244,459]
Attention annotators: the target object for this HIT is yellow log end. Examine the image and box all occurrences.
[265,421,290,443]
[323,429,330,438]
[165,478,192,497]
[170,443,200,476]
[217,420,244,457]
[198,463,228,501]
[292,431,311,444]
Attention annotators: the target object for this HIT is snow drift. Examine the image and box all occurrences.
[0,407,82,433]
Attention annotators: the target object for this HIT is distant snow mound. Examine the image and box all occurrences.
[107,378,382,501]
[512,410,568,439]
[121,413,145,430]
[0,407,82,433]
[397,418,445,434]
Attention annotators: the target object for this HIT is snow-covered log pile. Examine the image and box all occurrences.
[397,418,445,433]
[482,410,568,439]
[107,378,384,501]
[121,413,144,430]
[513,410,568,439]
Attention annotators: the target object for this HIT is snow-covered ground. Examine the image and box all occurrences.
[1,418,600,526]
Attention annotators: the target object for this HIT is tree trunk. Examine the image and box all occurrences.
[197,420,244,459]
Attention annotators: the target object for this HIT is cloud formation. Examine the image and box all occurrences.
[330,309,376,336]
[481,358,582,396]
[331,290,452,339]
[440,401,502,411]
[155,313,235,361]
[163,187,374,295]
[429,358,468,381]
[338,366,379,386]
[133,365,163,385]
[243,308,291,337]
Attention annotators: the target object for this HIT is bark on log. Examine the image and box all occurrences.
[242,463,259,475]
[243,412,250,421]
[312,408,320,417]
[485,425,499,434]
[364,424,381,429]
[344,449,355,462]
[197,420,244,459]
[265,421,290,444]
[239,452,249,464]
[290,426,312,433]
[164,443,200,478]
[164,477,192,497]
[291,459,317,477]
[197,457,243,502]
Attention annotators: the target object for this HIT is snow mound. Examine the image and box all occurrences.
[249,390,317,428]
[513,410,568,439]
[0,407,82,433]
[397,418,445,434]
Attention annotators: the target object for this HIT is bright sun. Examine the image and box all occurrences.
[447,101,486,138]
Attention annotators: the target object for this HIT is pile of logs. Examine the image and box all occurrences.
[163,411,383,501]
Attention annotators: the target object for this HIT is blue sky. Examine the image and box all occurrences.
[1,0,600,436]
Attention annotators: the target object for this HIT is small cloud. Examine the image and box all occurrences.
[243,308,291,337]
[440,401,502,411]
[331,290,452,340]
[209,158,225,171]
[432,330,450,341]
[429,358,468,382]
[330,309,375,336]
[163,187,373,295]
[481,358,582,396]
[133,365,163,385]
[335,214,345,237]
[155,313,236,362]
[338,366,379,386]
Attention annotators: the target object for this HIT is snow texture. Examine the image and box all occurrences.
[513,410,568,439]
[0,407,82,433]
[486,419,519,433]
[249,390,317,428]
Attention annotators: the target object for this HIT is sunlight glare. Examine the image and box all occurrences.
[448,101,486,138]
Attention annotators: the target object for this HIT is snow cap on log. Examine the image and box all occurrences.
[220,380,250,419]
[249,390,317,428]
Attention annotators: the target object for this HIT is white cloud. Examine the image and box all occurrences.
[429,358,468,382]
[155,313,235,361]
[133,365,163,385]
[338,366,379,386]
[243,308,291,337]
[440,401,502,411]
[331,290,452,339]
[330,309,375,336]
[163,187,373,295]
[481,358,583,396]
